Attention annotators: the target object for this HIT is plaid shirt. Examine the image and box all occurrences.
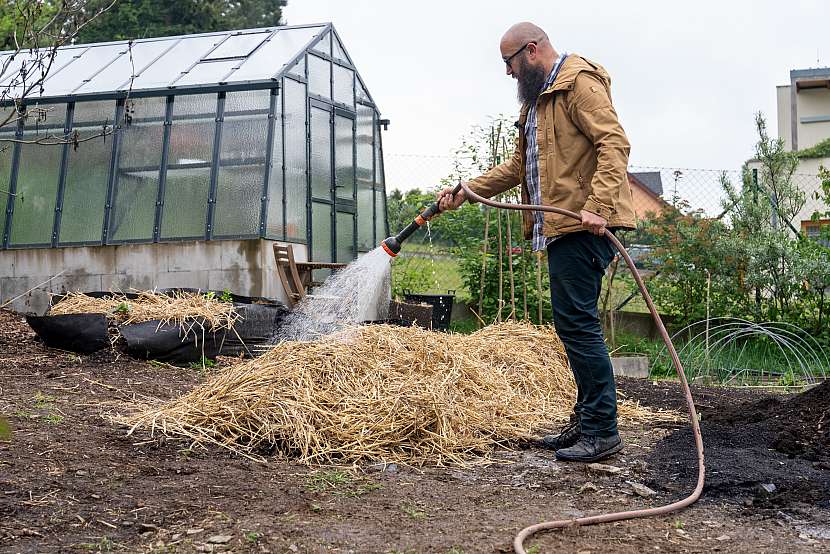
[525,53,567,251]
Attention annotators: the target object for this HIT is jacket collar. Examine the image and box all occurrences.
[542,54,609,95]
[517,55,609,124]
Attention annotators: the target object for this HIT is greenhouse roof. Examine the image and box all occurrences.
[0,23,373,103]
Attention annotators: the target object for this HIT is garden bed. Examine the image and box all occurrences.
[1,310,828,553]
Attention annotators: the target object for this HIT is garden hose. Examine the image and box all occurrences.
[455,184,705,554]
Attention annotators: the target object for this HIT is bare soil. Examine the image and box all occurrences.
[1,309,828,553]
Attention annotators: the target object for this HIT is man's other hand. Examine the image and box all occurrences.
[436,186,468,214]
[581,210,607,236]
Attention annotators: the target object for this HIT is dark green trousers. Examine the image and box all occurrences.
[547,231,618,437]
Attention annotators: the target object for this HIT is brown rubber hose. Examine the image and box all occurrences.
[458,184,705,554]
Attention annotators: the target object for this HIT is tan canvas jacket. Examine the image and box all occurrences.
[467,54,636,239]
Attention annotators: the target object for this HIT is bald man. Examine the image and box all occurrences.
[438,22,636,463]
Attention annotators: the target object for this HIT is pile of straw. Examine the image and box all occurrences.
[50,290,238,330]
[123,322,677,466]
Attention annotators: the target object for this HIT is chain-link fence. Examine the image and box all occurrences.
[384,153,830,321]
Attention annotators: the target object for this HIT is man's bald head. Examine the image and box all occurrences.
[501,22,549,52]
[500,22,558,103]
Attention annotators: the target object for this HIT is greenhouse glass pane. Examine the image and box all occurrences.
[307,54,330,99]
[374,124,384,190]
[213,90,268,237]
[311,31,331,56]
[375,188,387,243]
[224,87,270,114]
[356,105,374,251]
[374,128,386,239]
[266,91,284,239]
[283,78,307,242]
[356,79,371,104]
[357,185,373,252]
[336,211,354,263]
[109,97,166,242]
[161,93,217,239]
[42,44,123,97]
[286,57,305,80]
[0,105,18,239]
[333,35,349,63]
[310,105,330,199]
[312,201,332,262]
[230,26,323,82]
[334,114,354,200]
[214,166,264,236]
[59,100,117,244]
[333,64,354,107]
[9,103,66,246]
[130,35,223,89]
[75,39,173,93]
[203,32,270,60]
[0,47,84,91]
[175,60,238,86]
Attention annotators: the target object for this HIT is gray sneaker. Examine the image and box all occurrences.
[537,413,581,451]
[554,433,624,463]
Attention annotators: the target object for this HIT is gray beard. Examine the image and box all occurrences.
[517,60,548,105]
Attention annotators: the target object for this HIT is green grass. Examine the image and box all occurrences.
[188,356,217,371]
[304,470,383,497]
[392,252,465,296]
[449,318,479,334]
[32,391,55,409]
[612,330,829,384]
[601,270,653,313]
[305,470,351,493]
[0,416,11,441]
[400,502,427,520]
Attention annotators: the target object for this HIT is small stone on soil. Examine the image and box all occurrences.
[587,463,622,474]
[759,483,777,494]
[578,481,598,493]
[629,482,657,497]
[207,535,232,544]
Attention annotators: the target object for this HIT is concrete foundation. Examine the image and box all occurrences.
[611,355,650,378]
[0,239,308,315]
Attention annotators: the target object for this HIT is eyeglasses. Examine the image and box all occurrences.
[503,41,536,70]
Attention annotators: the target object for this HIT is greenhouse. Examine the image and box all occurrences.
[0,23,388,312]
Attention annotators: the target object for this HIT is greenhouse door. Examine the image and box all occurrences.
[309,100,356,264]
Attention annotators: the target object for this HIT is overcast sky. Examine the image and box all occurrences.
[284,0,828,191]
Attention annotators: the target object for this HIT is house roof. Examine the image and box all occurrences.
[0,22,375,104]
[629,171,664,196]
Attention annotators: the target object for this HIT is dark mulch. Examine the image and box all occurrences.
[629,377,830,513]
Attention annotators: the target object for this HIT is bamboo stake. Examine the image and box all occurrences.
[496,203,504,323]
[601,256,620,348]
[505,199,516,320]
[477,207,491,329]
[536,251,544,324]
[521,236,529,321]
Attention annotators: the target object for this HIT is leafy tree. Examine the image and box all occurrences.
[75,0,286,43]
[645,113,830,340]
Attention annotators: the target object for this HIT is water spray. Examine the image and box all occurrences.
[381,182,705,554]
[380,183,463,257]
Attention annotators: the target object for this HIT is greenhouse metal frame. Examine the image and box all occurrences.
[0,23,388,265]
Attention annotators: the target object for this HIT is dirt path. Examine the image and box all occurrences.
[1,310,828,553]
